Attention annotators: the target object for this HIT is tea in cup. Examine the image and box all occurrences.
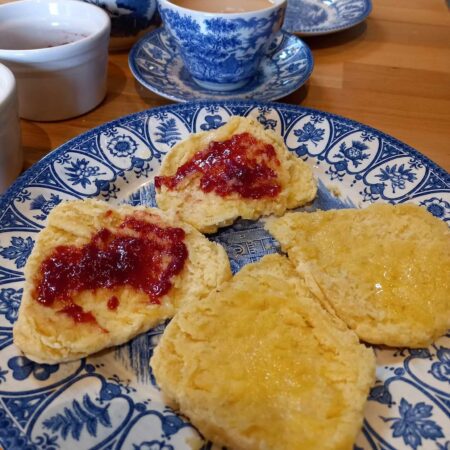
[158,0,286,91]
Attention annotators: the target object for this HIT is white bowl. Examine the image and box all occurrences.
[0,63,22,194]
[0,0,111,121]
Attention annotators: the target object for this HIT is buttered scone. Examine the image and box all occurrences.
[13,199,231,363]
[154,116,316,233]
[266,203,450,348]
[151,254,376,450]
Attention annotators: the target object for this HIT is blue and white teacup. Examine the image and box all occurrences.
[83,0,161,50]
[158,0,287,91]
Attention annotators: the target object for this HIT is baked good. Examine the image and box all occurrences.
[266,203,450,348]
[151,254,376,450]
[154,116,317,233]
[13,199,231,363]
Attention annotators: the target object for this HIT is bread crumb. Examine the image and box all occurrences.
[327,184,341,197]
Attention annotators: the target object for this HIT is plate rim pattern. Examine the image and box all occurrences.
[1,100,447,211]
[0,99,449,450]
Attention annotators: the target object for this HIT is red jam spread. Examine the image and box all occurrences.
[35,215,188,324]
[154,132,282,199]
[59,303,97,324]
[107,296,119,310]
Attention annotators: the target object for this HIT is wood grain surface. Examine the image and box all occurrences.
[2,0,450,173]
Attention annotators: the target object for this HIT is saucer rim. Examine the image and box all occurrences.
[282,0,372,36]
[128,28,314,103]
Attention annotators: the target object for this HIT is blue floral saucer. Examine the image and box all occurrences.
[283,0,372,35]
[129,28,314,102]
[0,101,449,450]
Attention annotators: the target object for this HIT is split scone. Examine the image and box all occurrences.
[13,199,231,363]
[154,116,317,233]
[151,254,376,450]
[266,203,450,348]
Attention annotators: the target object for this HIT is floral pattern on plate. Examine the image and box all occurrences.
[0,101,448,450]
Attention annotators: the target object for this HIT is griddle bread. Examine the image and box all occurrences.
[13,199,231,363]
[155,116,316,233]
[266,203,450,348]
[151,254,375,450]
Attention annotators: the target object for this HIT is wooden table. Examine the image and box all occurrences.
[11,0,450,172]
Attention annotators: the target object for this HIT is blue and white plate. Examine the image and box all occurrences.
[0,101,449,450]
[283,0,372,35]
[129,28,314,102]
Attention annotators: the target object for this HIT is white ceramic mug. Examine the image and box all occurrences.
[0,0,111,121]
[0,63,22,194]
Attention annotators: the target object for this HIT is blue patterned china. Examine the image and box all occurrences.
[129,28,313,102]
[283,0,372,35]
[158,0,286,91]
[0,101,449,450]
[83,0,160,50]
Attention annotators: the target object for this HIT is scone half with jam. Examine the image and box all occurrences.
[13,199,231,363]
[151,254,376,450]
[266,203,450,348]
[155,116,317,233]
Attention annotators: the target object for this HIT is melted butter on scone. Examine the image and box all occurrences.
[151,254,375,450]
[13,199,231,363]
[266,203,450,348]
